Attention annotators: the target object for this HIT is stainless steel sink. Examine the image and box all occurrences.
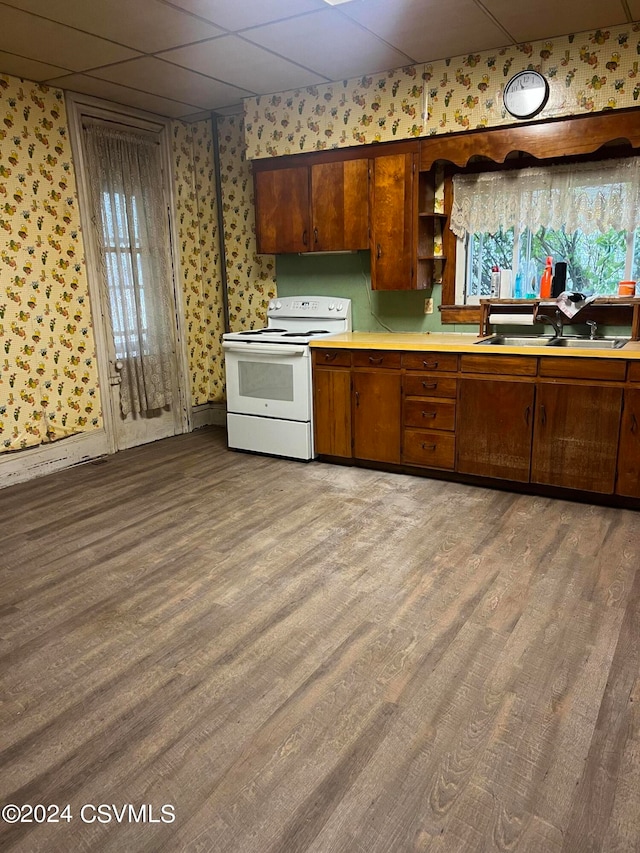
[475,335,556,346]
[547,337,629,349]
[475,335,629,349]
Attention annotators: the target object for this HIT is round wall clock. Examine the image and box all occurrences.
[503,70,549,119]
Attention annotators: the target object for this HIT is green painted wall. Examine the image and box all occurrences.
[276,253,477,333]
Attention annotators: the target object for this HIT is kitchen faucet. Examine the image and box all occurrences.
[536,310,563,338]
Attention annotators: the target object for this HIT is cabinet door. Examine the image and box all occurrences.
[532,383,622,493]
[311,160,368,251]
[617,388,640,497]
[313,368,352,458]
[370,153,416,290]
[353,370,401,463]
[456,378,535,481]
[254,166,309,253]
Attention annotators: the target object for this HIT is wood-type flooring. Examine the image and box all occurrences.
[1,426,639,852]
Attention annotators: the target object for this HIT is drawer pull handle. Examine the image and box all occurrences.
[422,382,437,389]
[302,229,308,246]
[355,391,360,408]
[368,356,384,364]
[421,411,437,419]
[313,227,319,244]
[540,404,546,426]
[324,352,337,361]
[376,243,382,260]
[421,443,437,451]
[423,361,438,369]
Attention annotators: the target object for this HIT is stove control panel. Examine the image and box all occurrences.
[268,296,351,319]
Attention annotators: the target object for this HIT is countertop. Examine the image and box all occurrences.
[310,331,640,359]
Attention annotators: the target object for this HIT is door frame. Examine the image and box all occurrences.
[66,92,191,454]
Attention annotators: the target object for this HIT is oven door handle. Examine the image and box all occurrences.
[222,343,307,356]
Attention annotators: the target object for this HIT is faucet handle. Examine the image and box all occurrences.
[586,320,598,339]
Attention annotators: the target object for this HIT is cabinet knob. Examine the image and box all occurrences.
[313,227,319,244]
[302,229,308,246]
[376,243,382,260]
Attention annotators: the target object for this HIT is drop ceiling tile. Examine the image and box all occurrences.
[0,6,140,72]
[159,35,328,94]
[0,51,69,81]
[481,0,629,43]
[0,0,225,53]
[88,56,252,109]
[340,0,512,62]
[46,73,201,118]
[242,9,413,79]
[160,0,325,31]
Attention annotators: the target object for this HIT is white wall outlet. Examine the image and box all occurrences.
[424,297,434,314]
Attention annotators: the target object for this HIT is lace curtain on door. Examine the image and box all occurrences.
[83,124,175,416]
[450,155,640,239]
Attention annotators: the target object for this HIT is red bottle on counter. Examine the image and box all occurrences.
[540,256,553,299]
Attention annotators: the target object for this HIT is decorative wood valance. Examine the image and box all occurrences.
[420,109,640,171]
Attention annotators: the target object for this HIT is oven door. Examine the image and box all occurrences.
[223,342,311,421]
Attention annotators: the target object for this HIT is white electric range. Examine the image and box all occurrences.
[222,296,352,460]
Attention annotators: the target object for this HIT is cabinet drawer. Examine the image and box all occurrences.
[404,374,457,398]
[627,361,640,383]
[403,429,455,469]
[460,354,537,376]
[314,348,351,367]
[402,352,458,372]
[352,350,401,369]
[539,357,626,381]
[404,399,455,431]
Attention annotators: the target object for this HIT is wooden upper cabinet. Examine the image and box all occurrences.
[254,157,369,254]
[254,166,310,254]
[531,383,623,493]
[310,160,368,251]
[370,152,417,290]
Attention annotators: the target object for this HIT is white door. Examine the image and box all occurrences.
[68,97,187,453]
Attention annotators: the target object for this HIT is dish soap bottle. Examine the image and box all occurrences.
[540,256,553,299]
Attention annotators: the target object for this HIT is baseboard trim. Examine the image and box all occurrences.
[192,402,226,429]
[0,429,110,489]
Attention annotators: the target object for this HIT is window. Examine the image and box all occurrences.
[451,155,640,303]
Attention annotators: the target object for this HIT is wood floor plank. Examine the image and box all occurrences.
[0,427,639,852]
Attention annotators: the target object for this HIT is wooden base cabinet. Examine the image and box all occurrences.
[353,370,401,464]
[313,366,352,458]
[617,388,640,497]
[531,383,623,494]
[456,378,535,482]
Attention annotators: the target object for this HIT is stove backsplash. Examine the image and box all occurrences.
[276,252,477,335]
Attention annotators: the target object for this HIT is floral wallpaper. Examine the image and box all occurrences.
[217,114,276,331]
[171,118,225,405]
[245,22,640,159]
[0,74,101,453]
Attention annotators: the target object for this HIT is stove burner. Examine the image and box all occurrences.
[244,328,286,335]
[282,329,330,337]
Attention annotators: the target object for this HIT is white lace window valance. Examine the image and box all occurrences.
[450,155,640,240]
